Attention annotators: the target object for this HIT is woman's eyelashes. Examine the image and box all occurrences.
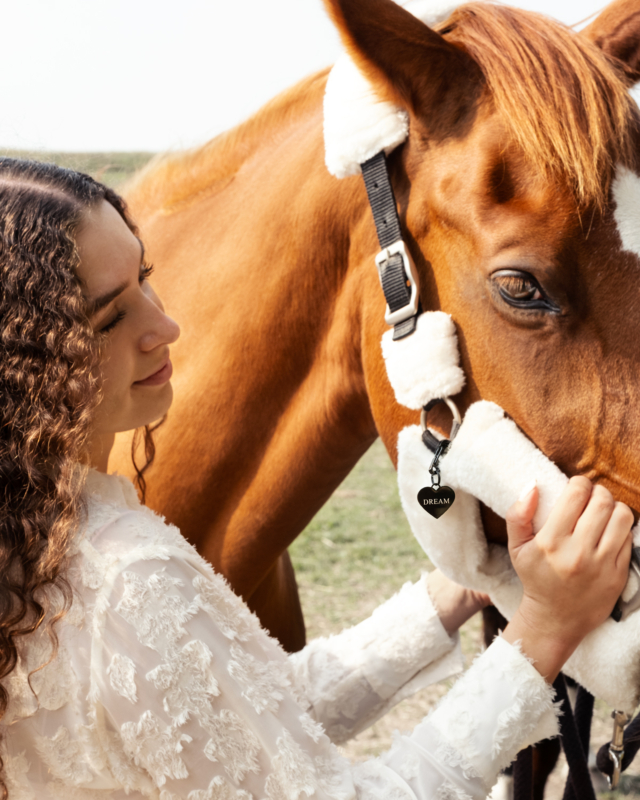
[99,310,126,334]
[98,264,155,334]
[140,262,154,283]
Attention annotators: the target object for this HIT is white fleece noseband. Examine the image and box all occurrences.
[395,401,640,712]
[378,309,640,710]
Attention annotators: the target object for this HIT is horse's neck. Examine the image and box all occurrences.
[120,81,389,586]
[126,69,332,218]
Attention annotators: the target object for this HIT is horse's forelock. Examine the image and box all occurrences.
[439,3,637,208]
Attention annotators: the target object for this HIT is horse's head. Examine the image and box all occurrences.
[326,0,640,520]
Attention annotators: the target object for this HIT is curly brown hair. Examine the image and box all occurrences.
[0,158,155,797]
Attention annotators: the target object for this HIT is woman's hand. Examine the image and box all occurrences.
[427,569,491,637]
[502,476,633,682]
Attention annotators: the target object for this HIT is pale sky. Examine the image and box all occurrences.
[0,0,617,153]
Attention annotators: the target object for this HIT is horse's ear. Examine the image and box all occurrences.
[323,0,483,137]
[582,0,640,86]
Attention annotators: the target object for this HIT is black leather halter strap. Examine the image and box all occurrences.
[361,151,419,340]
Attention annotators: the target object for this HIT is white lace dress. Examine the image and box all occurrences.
[1,471,560,800]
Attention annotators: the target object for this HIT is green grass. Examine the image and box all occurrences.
[289,438,430,637]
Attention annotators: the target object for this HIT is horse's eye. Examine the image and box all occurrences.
[492,269,559,312]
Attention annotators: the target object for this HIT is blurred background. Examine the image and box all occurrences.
[0,0,627,154]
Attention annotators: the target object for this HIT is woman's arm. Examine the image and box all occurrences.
[94,549,509,800]
[288,571,487,743]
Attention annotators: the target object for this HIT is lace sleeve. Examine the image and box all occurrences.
[381,637,562,800]
[89,542,558,800]
[289,575,463,743]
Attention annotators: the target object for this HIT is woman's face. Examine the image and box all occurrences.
[75,200,180,463]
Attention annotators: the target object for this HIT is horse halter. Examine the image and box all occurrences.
[360,150,464,460]
[361,152,420,340]
[326,14,640,791]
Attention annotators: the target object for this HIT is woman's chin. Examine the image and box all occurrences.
[127,382,174,431]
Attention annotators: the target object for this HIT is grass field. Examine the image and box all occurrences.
[0,149,154,188]
[7,147,640,798]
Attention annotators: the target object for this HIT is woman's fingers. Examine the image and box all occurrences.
[596,501,634,562]
[572,484,616,550]
[539,476,592,546]
[506,475,634,680]
[506,483,539,552]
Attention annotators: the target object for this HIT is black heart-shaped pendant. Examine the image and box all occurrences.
[417,486,456,519]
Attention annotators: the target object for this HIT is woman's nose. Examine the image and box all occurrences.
[139,292,181,352]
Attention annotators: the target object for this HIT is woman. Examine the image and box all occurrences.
[0,158,633,800]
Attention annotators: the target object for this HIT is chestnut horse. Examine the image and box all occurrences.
[112,0,640,659]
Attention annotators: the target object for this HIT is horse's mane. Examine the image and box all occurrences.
[129,3,636,214]
[440,3,637,207]
[125,68,329,214]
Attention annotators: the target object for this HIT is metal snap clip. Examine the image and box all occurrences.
[420,397,462,454]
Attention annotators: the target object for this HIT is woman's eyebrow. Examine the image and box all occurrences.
[87,238,146,316]
[87,236,144,317]
[86,280,130,316]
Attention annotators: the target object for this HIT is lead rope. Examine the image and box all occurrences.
[560,683,595,800]
[511,656,640,796]
[512,677,597,800]
[513,747,533,800]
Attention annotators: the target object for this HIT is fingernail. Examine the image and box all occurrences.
[518,479,537,502]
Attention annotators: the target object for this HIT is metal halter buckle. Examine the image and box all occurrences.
[375,240,420,327]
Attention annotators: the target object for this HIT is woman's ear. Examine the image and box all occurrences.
[581,0,640,86]
[323,0,483,139]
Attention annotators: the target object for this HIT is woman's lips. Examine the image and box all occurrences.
[134,359,173,387]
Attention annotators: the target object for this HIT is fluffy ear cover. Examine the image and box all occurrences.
[324,54,409,179]
[381,311,465,409]
[323,0,459,178]
[398,400,640,711]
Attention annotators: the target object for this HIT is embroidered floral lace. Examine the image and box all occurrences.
[1,471,559,800]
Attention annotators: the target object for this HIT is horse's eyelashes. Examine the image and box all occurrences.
[492,269,559,313]
[500,275,539,300]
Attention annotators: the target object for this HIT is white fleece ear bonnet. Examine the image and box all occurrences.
[324,2,640,711]
[323,0,459,178]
